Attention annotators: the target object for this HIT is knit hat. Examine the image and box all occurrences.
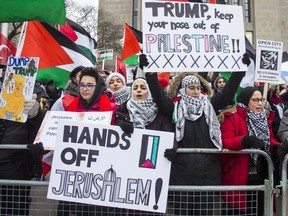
[106,72,126,88]
[237,86,259,106]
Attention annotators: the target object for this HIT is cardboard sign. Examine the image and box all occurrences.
[34,111,112,150]
[254,39,284,83]
[0,56,39,122]
[47,121,174,213]
[142,0,246,72]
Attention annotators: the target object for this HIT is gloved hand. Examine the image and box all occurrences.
[164,148,177,162]
[242,136,265,149]
[139,54,149,70]
[23,94,39,118]
[27,142,46,158]
[118,120,134,135]
[242,53,251,66]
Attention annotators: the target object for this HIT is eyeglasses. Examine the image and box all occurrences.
[79,83,96,90]
[251,98,265,104]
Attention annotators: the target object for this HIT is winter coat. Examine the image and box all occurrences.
[220,105,279,211]
[146,73,221,186]
[211,72,245,114]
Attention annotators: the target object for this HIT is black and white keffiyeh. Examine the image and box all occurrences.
[114,86,131,105]
[238,103,270,153]
[126,78,158,128]
[173,75,222,149]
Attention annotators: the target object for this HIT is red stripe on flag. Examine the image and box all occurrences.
[20,21,73,69]
[121,23,141,62]
[60,22,78,41]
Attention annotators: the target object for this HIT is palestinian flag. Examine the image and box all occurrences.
[97,49,113,61]
[121,23,142,65]
[60,19,97,64]
[17,21,93,88]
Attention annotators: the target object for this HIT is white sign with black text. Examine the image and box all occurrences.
[47,121,174,213]
[142,0,246,72]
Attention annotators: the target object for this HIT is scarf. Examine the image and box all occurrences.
[114,86,131,105]
[238,103,270,153]
[173,88,222,149]
[127,98,158,128]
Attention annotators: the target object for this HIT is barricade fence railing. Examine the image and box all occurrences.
[0,145,275,216]
[281,154,288,216]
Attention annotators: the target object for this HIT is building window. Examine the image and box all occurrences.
[244,0,251,23]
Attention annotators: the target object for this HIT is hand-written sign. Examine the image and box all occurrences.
[0,56,39,122]
[34,111,112,150]
[142,0,246,72]
[47,121,174,213]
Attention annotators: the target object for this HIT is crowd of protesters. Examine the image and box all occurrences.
[1,49,288,216]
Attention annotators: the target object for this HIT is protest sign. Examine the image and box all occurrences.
[47,121,174,213]
[254,39,284,83]
[0,56,39,122]
[142,0,246,72]
[34,111,112,149]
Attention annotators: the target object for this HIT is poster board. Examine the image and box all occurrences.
[254,39,284,84]
[47,121,174,213]
[0,56,39,122]
[142,0,246,72]
[34,111,112,150]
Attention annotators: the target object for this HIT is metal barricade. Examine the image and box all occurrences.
[281,154,288,216]
[0,146,275,215]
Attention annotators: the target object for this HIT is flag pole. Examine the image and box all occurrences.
[1,23,9,37]
[115,56,117,72]
[102,59,105,70]
[15,22,27,57]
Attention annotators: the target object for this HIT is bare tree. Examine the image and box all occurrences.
[66,1,123,70]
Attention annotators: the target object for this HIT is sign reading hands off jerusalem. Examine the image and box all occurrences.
[47,121,174,213]
[142,0,246,72]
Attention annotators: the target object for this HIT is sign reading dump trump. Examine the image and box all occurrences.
[142,0,246,72]
[47,121,174,213]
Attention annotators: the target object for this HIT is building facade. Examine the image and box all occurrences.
[99,0,288,52]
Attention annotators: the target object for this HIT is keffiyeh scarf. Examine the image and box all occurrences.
[127,98,158,128]
[173,88,222,149]
[238,103,270,153]
[114,86,131,105]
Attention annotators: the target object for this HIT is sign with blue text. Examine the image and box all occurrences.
[142,0,246,72]
[47,121,174,213]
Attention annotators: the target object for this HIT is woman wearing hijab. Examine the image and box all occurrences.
[219,86,281,215]
[115,77,175,215]
[145,71,222,216]
[116,77,174,136]
[105,72,130,106]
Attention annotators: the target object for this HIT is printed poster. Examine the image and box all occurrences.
[142,0,246,72]
[34,111,112,150]
[254,39,284,83]
[47,121,174,213]
[0,56,39,122]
